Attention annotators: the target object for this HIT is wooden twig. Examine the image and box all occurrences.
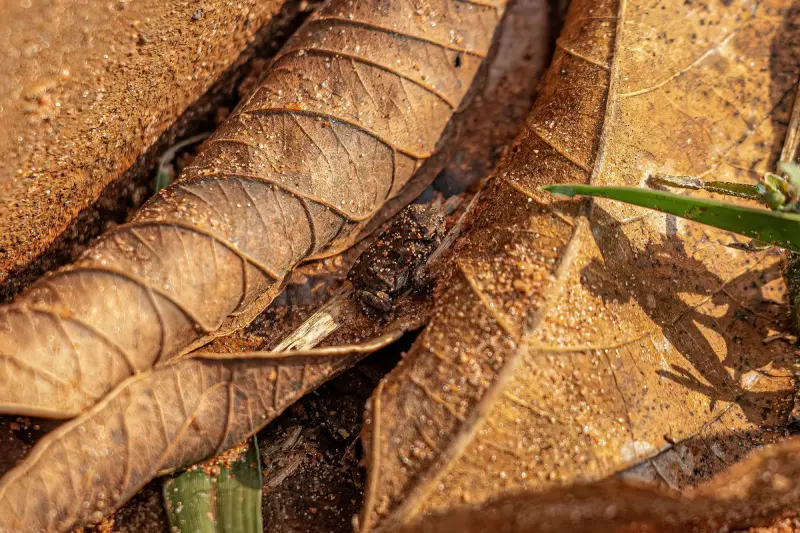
[195,330,403,360]
[272,286,355,351]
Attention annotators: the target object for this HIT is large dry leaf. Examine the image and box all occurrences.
[399,436,800,533]
[359,0,800,530]
[0,197,446,532]
[0,283,431,532]
[0,0,507,419]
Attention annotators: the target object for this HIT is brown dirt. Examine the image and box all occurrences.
[258,353,404,533]
[0,0,314,300]
[78,349,406,533]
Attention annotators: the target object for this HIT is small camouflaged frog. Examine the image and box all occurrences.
[348,202,445,314]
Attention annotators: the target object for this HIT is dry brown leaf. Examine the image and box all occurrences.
[0,278,432,532]
[0,0,508,419]
[399,437,800,533]
[0,2,557,526]
[0,195,453,532]
[359,0,800,530]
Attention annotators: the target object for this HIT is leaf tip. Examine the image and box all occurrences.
[540,185,578,198]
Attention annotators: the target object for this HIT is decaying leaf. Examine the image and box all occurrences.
[0,0,559,525]
[0,0,508,419]
[399,436,800,533]
[360,0,800,530]
[0,183,482,532]
[0,277,430,532]
[0,192,453,531]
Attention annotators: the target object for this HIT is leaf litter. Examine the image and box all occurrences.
[0,0,564,520]
[0,0,508,420]
[6,0,791,528]
[359,0,800,530]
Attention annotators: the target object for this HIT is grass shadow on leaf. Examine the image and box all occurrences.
[581,206,795,427]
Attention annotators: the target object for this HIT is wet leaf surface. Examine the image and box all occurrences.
[359,0,800,530]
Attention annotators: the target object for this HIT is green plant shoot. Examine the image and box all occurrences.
[542,182,800,253]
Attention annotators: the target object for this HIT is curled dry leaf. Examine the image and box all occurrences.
[0,277,432,532]
[400,436,800,533]
[360,0,800,530]
[0,0,507,419]
[0,195,469,532]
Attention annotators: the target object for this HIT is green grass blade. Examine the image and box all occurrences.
[542,184,800,252]
[163,437,262,533]
[218,437,263,533]
[154,169,173,193]
[699,181,763,201]
[153,131,211,193]
[163,468,218,533]
[650,174,763,202]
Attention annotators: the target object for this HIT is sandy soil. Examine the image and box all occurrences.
[0,0,305,298]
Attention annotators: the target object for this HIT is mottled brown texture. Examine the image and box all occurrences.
[349,203,445,313]
[0,0,557,527]
[0,0,292,290]
[359,0,800,530]
[0,0,507,420]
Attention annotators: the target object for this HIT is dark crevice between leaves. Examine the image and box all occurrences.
[82,332,416,533]
[257,332,414,533]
